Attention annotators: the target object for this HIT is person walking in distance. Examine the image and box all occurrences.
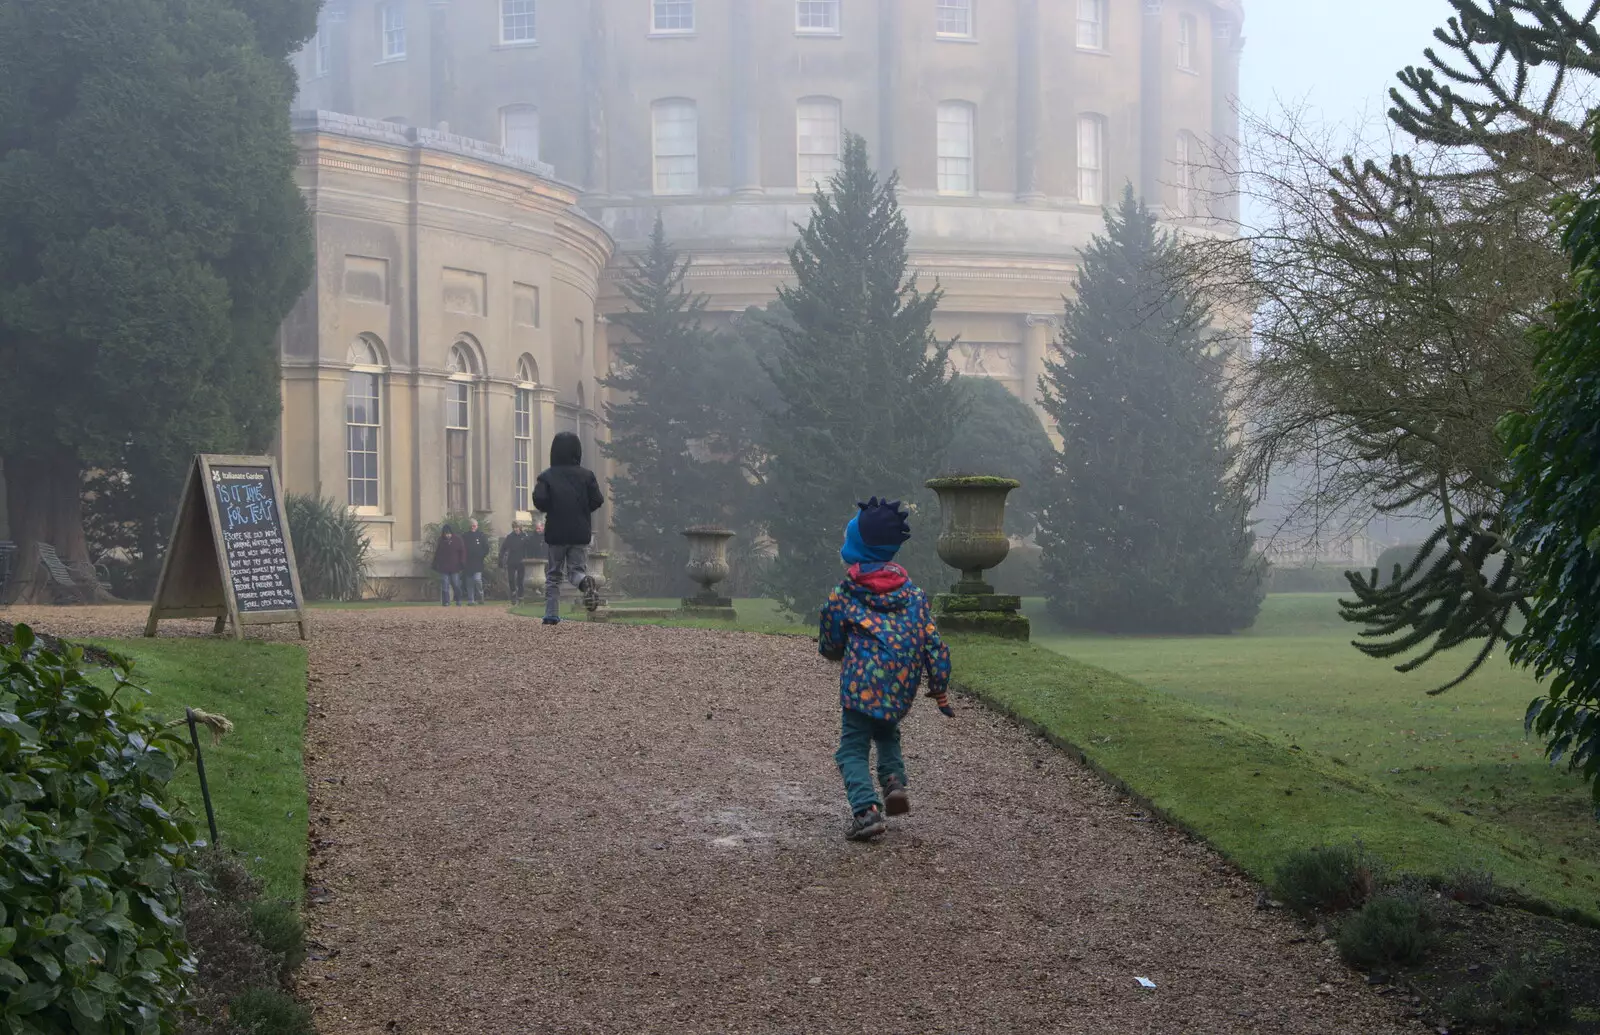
[499,521,533,605]
[433,523,467,606]
[818,497,955,841]
[532,431,605,625]
[462,518,491,605]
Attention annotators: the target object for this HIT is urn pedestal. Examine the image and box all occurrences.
[681,527,738,620]
[925,477,1029,641]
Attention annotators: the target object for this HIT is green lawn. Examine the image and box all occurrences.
[91,638,310,902]
[1028,594,1599,879]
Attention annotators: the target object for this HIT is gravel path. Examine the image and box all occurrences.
[7,606,1422,1034]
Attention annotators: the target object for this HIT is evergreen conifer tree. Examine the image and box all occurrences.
[764,134,962,614]
[602,218,767,593]
[1039,188,1263,633]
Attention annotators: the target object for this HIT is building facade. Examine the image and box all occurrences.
[293,0,1246,409]
[280,112,614,589]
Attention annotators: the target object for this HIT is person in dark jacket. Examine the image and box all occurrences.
[432,523,467,606]
[462,518,491,605]
[532,431,605,624]
[818,498,954,842]
[498,522,533,605]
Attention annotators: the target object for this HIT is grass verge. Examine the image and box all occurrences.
[90,637,310,902]
[948,633,1600,920]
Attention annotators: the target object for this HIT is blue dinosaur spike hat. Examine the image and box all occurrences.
[841,497,912,566]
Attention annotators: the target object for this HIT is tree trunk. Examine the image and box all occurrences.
[2,449,90,604]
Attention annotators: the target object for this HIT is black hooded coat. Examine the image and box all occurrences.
[533,431,605,545]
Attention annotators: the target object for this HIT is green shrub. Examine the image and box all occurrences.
[1271,843,1381,916]
[0,624,196,1032]
[1265,565,1352,594]
[226,987,315,1035]
[1442,957,1572,1033]
[285,495,372,602]
[1441,868,1501,908]
[1336,890,1440,969]
[246,900,305,982]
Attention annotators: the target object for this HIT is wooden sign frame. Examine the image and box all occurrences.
[145,454,309,640]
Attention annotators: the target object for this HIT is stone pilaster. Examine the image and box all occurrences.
[1211,15,1244,224]
[1016,0,1043,203]
[325,0,354,115]
[583,0,610,194]
[1139,0,1164,205]
[428,0,454,132]
[730,1,761,194]
[877,0,900,177]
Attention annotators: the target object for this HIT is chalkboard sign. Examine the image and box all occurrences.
[210,465,298,614]
[145,455,308,640]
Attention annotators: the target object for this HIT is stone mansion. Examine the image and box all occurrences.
[281,0,1246,586]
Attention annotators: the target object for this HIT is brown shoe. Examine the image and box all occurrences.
[846,806,888,841]
[882,774,910,816]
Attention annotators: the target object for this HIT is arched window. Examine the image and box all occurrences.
[797,97,842,191]
[501,105,540,159]
[652,99,699,195]
[346,337,385,512]
[446,342,477,515]
[937,101,976,196]
[1077,114,1106,206]
[514,356,540,515]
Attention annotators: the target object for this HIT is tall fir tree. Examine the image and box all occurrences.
[602,217,769,594]
[1039,188,1263,633]
[764,133,962,615]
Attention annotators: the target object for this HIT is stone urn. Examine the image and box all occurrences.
[925,476,1029,640]
[681,526,737,618]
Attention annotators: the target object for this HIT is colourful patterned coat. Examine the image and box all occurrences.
[818,563,953,722]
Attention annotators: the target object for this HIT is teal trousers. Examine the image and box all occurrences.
[834,708,906,815]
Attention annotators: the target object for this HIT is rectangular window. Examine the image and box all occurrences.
[937,102,976,196]
[936,0,972,37]
[346,373,381,510]
[501,105,540,159]
[796,0,840,33]
[379,2,406,60]
[652,0,695,33]
[446,381,469,515]
[1078,114,1105,205]
[314,24,331,77]
[796,99,842,190]
[1175,131,1197,215]
[514,389,533,514]
[501,0,536,44]
[1077,0,1104,50]
[652,100,699,194]
[1178,14,1196,70]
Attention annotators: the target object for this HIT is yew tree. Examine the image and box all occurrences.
[0,0,316,594]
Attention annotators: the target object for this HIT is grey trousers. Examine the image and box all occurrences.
[545,544,589,619]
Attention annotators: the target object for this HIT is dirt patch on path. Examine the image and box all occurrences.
[3,605,1422,1033]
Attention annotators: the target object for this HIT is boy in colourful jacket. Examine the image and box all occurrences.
[818,497,955,841]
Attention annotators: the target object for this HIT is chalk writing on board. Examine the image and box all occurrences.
[210,466,298,613]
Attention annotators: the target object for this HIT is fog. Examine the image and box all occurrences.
[1241,0,1456,136]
